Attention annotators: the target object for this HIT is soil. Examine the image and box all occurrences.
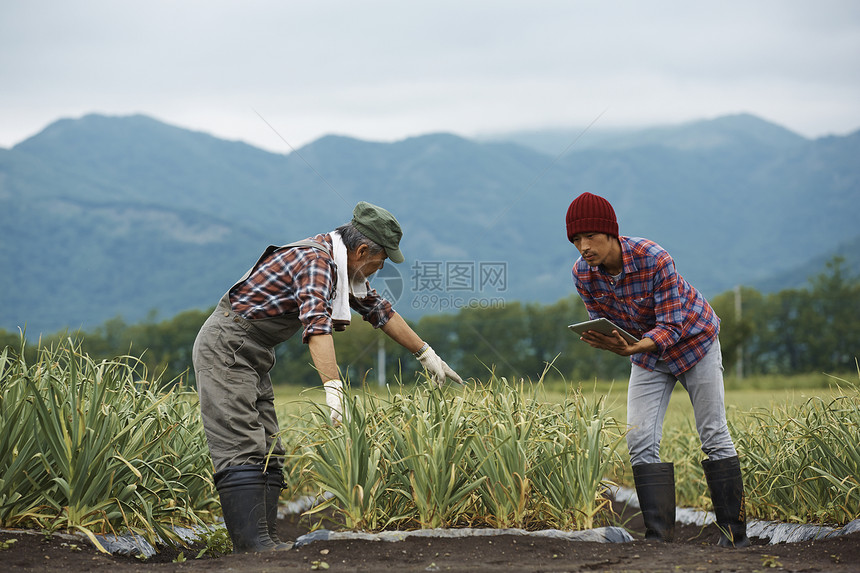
[2,505,857,573]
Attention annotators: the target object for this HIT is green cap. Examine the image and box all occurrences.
[351,201,405,263]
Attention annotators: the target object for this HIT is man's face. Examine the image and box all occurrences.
[570,232,616,268]
[347,245,387,282]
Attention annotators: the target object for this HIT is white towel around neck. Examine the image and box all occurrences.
[330,230,369,325]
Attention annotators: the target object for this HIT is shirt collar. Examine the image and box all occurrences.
[619,236,639,275]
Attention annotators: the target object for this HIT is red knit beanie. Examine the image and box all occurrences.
[565,192,619,242]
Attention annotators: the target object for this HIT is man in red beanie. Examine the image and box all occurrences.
[565,192,749,548]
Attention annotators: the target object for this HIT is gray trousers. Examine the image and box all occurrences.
[193,295,302,473]
[626,339,737,466]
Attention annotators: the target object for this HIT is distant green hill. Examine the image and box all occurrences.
[1,113,857,335]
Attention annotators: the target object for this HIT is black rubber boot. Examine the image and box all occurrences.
[264,469,292,549]
[702,456,750,548]
[632,462,676,542]
[214,465,278,553]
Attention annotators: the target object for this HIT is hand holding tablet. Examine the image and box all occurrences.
[568,318,640,344]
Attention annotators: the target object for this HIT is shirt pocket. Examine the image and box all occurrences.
[626,295,655,322]
[591,291,619,316]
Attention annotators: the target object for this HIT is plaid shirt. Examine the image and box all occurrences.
[573,236,719,375]
[229,233,394,342]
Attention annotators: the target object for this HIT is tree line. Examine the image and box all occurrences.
[3,257,857,387]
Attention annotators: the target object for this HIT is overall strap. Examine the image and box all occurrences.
[282,239,328,251]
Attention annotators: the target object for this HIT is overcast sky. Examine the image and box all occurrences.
[2,0,859,153]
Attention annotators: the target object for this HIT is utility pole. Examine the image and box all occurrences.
[377,336,386,387]
[734,285,743,380]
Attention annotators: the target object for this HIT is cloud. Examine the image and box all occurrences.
[1,0,859,151]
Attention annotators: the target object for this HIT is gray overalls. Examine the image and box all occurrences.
[192,240,327,473]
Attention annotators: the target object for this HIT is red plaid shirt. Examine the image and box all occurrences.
[573,236,719,375]
[229,233,394,342]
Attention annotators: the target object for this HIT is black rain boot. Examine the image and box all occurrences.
[632,462,676,542]
[214,465,278,553]
[264,469,292,550]
[702,456,750,548]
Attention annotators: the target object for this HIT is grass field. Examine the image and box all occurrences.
[271,371,858,526]
[4,340,855,545]
[273,374,848,431]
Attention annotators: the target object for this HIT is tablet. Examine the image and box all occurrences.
[568,318,640,344]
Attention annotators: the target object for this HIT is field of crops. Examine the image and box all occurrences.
[277,377,624,532]
[1,340,858,552]
[0,342,218,551]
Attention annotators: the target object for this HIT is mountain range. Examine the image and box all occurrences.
[1,113,858,336]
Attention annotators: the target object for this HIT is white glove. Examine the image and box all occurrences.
[323,379,344,425]
[415,344,464,387]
